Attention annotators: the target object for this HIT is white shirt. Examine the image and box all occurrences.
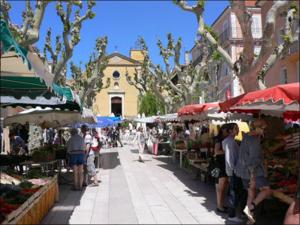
[83,132,94,155]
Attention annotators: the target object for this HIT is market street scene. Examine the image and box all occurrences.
[0,0,299,224]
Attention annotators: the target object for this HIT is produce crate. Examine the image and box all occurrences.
[1,175,59,225]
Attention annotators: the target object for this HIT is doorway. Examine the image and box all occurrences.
[111,97,122,117]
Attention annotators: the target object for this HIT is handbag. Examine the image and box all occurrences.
[208,156,220,178]
[211,167,221,178]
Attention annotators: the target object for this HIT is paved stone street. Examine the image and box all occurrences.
[42,145,226,224]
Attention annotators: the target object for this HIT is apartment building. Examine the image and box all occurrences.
[212,1,262,100]
[256,0,300,86]
[191,1,262,101]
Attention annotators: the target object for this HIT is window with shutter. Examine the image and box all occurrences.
[280,68,288,84]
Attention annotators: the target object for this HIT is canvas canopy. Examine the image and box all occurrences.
[1,19,55,87]
[0,76,81,111]
[220,83,300,121]
[4,107,95,128]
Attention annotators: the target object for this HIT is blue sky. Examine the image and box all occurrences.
[8,0,228,77]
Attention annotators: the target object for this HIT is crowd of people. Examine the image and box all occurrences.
[165,119,275,224]
[3,120,299,224]
[211,120,273,224]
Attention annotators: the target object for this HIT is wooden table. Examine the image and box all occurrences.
[21,160,61,176]
[172,149,188,168]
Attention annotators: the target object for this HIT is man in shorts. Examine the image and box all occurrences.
[67,129,85,190]
[235,119,273,224]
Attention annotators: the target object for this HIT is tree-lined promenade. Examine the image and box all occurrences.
[2,0,298,113]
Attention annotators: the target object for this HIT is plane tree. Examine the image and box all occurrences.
[174,0,298,92]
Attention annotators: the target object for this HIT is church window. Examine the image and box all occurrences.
[114,82,119,89]
[113,71,120,79]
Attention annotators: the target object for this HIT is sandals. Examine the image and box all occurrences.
[243,202,256,224]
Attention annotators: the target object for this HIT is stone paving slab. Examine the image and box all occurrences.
[42,145,227,224]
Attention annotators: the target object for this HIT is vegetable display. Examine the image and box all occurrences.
[0,173,50,224]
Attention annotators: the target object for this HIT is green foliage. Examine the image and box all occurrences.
[212,50,221,60]
[290,3,298,13]
[204,24,219,42]
[120,121,130,128]
[197,0,206,8]
[282,34,292,43]
[139,91,165,116]
[88,12,96,19]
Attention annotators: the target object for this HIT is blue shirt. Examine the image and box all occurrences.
[235,133,265,179]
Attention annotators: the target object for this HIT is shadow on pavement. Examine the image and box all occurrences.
[130,149,139,154]
[101,151,121,170]
[154,156,227,220]
[41,182,85,224]
[155,156,288,225]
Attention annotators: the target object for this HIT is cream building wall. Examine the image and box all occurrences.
[93,51,141,118]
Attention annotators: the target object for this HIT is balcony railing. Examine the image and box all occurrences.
[217,26,262,44]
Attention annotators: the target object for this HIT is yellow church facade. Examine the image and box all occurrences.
[93,50,144,118]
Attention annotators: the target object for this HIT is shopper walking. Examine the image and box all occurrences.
[133,127,146,162]
[115,127,123,147]
[67,128,85,191]
[235,119,272,224]
[222,123,244,223]
[213,124,229,213]
[81,125,99,186]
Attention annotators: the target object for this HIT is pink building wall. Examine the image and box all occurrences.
[259,0,300,86]
[211,5,262,99]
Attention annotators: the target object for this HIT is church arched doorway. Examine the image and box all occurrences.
[111,97,122,117]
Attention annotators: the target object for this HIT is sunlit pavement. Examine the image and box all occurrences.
[42,144,226,224]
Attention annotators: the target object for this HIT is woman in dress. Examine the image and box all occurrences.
[213,124,229,213]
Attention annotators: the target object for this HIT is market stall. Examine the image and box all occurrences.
[219,83,300,209]
[176,103,220,177]
[0,19,86,224]
[0,172,58,224]
[3,107,96,128]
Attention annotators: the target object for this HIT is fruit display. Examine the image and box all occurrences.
[262,138,285,155]
[0,183,41,223]
[268,158,298,196]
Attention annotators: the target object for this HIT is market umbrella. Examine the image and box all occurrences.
[178,102,220,116]
[1,19,55,87]
[156,113,180,123]
[219,83,300,120]
[73,116,121,128]
[3,107,95,128]
[133,115,159,123]
[178,102,220,121]
[0,75,81,111]
[0,19,31,69]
